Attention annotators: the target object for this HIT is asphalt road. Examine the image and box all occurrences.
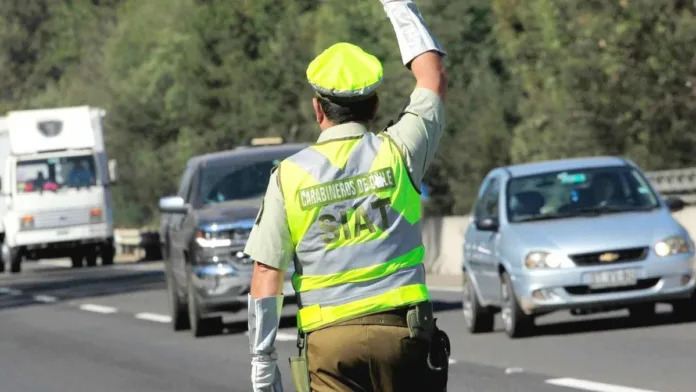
[1,260,695,392]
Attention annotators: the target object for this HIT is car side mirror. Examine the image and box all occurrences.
[665,196,685,213]
[159,195,189,214]
[475,217,499,232]
[108,159,118,184]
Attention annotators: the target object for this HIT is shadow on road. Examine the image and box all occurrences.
[0,267,165,312]
[195,299,465,339]
[525,311,696,338]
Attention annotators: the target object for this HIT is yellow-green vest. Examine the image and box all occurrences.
[278,131,430,333]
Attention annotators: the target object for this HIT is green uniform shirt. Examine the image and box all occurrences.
[244,88,445,270]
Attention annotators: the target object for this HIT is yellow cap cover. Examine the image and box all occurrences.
[306,42,383,99]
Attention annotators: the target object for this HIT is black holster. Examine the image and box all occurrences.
[406,302,450,391]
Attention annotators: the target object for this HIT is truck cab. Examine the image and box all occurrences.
[0,106,118,273]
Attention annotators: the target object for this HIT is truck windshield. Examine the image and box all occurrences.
[16,154,98,193]
[200,159,279,205]
[506,165,661,223]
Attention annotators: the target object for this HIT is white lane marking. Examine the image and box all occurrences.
[135,312,172,323]
[244,331,297,342]
[38,259,72,267]
[428,285,462,293]
[34,295,58,303]
[546,378,658,392]
[0,287,23,296]
[448,358,457,365]
[505,367,524,374]
[79,304,118,314]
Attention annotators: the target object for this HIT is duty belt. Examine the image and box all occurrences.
[330,307,410,328]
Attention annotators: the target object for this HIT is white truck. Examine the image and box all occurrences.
[0,106,118,273]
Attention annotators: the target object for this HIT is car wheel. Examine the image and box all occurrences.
[628,303,656,323]
[187,282,219,338]
[167,272,190,331]
[462,272,494,333]
[500,272,534,338]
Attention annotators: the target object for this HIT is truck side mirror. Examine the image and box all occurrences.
[108,159,118,184]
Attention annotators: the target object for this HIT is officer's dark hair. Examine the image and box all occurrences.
[317,93,379,125]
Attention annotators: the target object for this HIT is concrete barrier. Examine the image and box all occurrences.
[420,206,696,277]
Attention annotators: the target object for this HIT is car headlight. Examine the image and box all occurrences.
[654,236,691,257]
[524,251,565,269]
[195,230,232,248]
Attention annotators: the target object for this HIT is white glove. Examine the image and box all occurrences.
[248,294,285,392]
[251,353,283,392]
[379,0,447,66]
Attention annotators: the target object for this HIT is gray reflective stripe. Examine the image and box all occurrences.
[297,263,425,308]
[286,134,382,182]
[298,207,421,275]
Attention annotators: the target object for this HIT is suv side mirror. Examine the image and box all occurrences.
[108,159,118,184]
[665,196,685,213]
[159,195,189,214]
[475,217,499,232]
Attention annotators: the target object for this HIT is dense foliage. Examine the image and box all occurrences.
[2,0,695,226]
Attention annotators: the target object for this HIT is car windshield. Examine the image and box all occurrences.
[16,154,98,193]
[506,165,660,223]
[199,158,282,204]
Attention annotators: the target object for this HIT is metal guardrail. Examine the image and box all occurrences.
[114,228,161,261]
[645,167,696,204]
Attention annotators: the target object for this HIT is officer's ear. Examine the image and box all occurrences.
[372,94,380,119]
[312,97,324,124]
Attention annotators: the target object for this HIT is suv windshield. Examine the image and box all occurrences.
[16,154,98,193]
[506,165,660,223]
[199,159,281,204]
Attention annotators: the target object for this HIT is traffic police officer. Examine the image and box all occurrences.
[245,0,448,391]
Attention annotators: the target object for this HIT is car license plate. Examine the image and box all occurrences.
[586,269,638,289]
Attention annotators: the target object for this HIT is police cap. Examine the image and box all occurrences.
[306,42,383,102]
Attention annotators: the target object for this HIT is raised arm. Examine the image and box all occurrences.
[380,0,448,101]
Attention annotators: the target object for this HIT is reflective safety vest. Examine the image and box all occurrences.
[278,131,430,333]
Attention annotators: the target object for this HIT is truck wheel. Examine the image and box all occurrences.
[70,254,83,268]
[9,249,22,274]
[462,272,494,334]
[501,272,534,338]
[84,248,98,267]
[167,272,190,331]
[101,245,115,266]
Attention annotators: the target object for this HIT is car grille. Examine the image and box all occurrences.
[569,247,649,266]
[34,208,91,229]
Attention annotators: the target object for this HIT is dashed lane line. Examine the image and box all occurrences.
[546,378,659,392]
[33,295,58,303]
[135,312,172,323]
[0,287,23,296]
[79,304,118,314]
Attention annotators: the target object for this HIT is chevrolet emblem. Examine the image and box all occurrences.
[598,252,620,263]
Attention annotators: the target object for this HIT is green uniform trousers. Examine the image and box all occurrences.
[306,323,436,392]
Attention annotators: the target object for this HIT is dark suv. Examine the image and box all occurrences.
[158,139,307,337]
